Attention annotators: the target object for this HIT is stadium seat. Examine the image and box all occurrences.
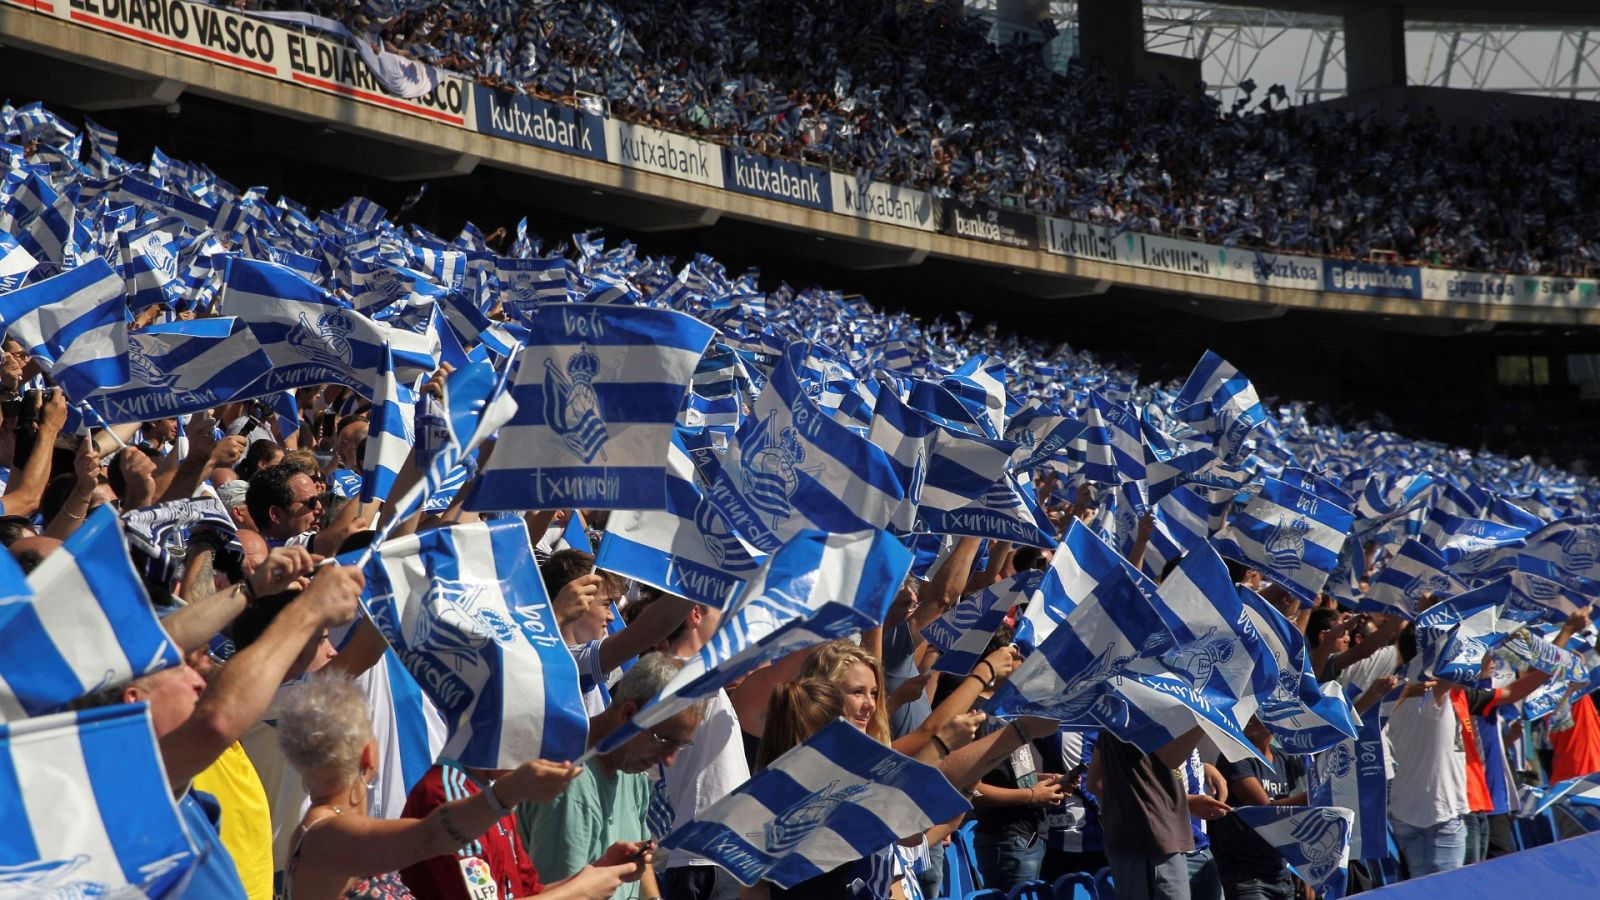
[1092,866,1115,900]
[1051,872,1096,900]
[941,823,983,898]
[962,891,1007,900]
[1006,880,1050,900]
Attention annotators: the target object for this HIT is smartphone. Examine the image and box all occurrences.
[631,840,655,861]
[319,411,337,440]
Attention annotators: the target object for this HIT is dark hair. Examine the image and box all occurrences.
[236,439,284,481]
[541,548,595,598]
[756,678,843,770]
[1011,547,1049,571]
[39,473,79,526]
[1306,608,1342,649]
[1158,554,1184,584]
[336,529,377,556]
[245,464,305,528]
[1224,557,1251,585]
[1397,622,1418,663]
[12,545,47,574]
[0,515,36,547]
[230,589,300,651]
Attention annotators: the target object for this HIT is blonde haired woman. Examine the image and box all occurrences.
[276,671,648,900]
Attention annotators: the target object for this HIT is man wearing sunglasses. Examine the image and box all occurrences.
[245,465,324,549]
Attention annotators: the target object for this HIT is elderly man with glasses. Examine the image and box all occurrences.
[520,652,707,900]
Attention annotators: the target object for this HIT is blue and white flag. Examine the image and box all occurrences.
[118,217,187,311]
[1421,508,1526,579]
[366,359,518,554]
[1236,587,1359,753]
[359,518,587,769]
[0,231,36,293]
[706,344,905,553]
[1055,667,1264,764]
[1518,519,1600,583]
[1212,477,1354,605]
[941,354,1008,439]
[1171,351,1266,460]
[1231,806,1354,899]
[662,719,970,888]
[594,430,767,611]
[1406,585,1508,684]
[924,571,1042,676]
[360,343,417,504]
[1308,692,1387,858]
[1366,539,1463,617]
[85,317,273,424]
[1139,485,1225,582]
[466,304,714,510]
[0,704,200,898]
[1005,404,1087,473]
[0,259,130,401]
[1075,390,1147,486]
[222,258,436,398]
[1527,772,1600,816]
[0,506,181,720]
[593,529,911,756]
[1132,544,1279,729]
[990,521,1175,721]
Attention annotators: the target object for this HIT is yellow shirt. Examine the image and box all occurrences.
[192,741,274,900]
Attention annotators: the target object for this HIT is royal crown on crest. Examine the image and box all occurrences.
[568,343,601,382]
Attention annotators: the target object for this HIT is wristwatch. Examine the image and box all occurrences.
[482,779,511,817]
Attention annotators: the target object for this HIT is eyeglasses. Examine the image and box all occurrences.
[283,495,324,512]
[647,729,694,753]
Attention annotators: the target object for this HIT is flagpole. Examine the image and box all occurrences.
[79,403,129,451]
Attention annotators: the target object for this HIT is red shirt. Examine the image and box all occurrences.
[1552,693,1600,782]
[1451,689,1494,813]
[399,762,543,899]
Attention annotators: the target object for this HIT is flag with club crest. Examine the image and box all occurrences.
[221,258,436,398]
[1054,665,1265,764]
[1004,403,1088,473]
[118,217,187,311]
[989,521,1176,721]
[465,304,714,511]
[1421,508,1527,579]
[1405,584,1511,684]
[661,719,971,888]
[0,258,129,401]
[1139,485,1225,582]
[940,353,1008,439]
[1129,544,1280,730]
[1517,519,1600,583]
[1212,477,1355,605]
[357,518,586,769]
[594,429,767,611]
[592,529,911,757]
[923,570,1043,676]
[1308,689,1388,859]
[1232,806,1355,899]
[1171,351,1266,460]
[84,317,274,425]
[705,343,905,554]
[0,703,201,899]
[360,343,418,504]
[0,506,181,720]
[1235,587,1359,753]
[1366,539,1463,618]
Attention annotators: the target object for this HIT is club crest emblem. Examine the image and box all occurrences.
[1265,515,1311,569]
[741,410,821,527]
[287,309,354,369]
[543,344,608,463]
[127,334,184,390]
[757,780,870,854]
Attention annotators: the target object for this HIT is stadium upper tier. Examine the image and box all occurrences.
[238,0,1600,277]
[2,0,1599,325]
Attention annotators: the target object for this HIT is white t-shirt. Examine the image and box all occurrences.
[660,688,751,870]
[569,640,609,718]
[1386,688,1468,828]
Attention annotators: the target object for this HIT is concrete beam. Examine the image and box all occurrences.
[0,47,183,110]
[987,269,1111,299]
[271,125,478,180]
[784,235,930,270]
[1144,293,1288,321]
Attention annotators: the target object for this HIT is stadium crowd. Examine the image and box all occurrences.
[4,96,1600,900]
[225,0,1600,276]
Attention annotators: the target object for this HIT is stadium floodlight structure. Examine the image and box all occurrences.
[967,0,1600,105]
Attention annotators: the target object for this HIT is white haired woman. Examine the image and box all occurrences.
[277,671,646,900]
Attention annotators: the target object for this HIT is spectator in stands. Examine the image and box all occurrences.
[1087,726,1210,900]
[1208,717,1302,900]
[521,652,705,900]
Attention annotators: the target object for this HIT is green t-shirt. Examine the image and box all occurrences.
[519,764,651,898]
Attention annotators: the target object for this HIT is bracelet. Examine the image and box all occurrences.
[975,660,997,682]
[63,506,86,520]
[439,807,472,847]
[931,735,951,757]
[240,578,259,607]
[482,780,511,817]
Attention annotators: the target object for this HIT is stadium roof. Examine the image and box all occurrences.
[1213,0,1600,27]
